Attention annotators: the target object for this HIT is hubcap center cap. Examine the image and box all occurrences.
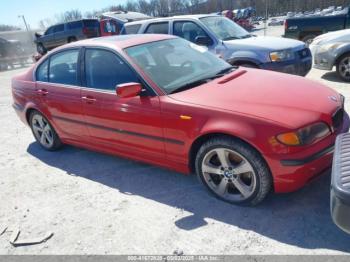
[223,168,236,179]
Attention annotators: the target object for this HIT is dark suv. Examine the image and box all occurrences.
[34,19,100,54]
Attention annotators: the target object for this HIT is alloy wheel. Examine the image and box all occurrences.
[339,56,350,81]
[201,148,257,202]
[31,114,54,148]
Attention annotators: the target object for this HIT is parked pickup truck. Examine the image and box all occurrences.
[331,132,350,234]
[284,7,350,45]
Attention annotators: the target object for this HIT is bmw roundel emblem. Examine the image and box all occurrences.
[329,96,338,102]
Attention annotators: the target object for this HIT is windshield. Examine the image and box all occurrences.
[125,38,232,94]
[200,16,251,40]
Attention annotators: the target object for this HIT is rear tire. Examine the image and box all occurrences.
[336,53,350,82]
[301,34,316,46]
[68,37,77,43]
[195,136,272,206]
[29,111,63,151]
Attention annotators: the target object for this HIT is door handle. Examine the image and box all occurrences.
[36,89,48,96]
[81,96,96,103]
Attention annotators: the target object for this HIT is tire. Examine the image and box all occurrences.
[239,63,258,69]
[68,37,77,43]
[195,136,272,206]
[336,53,350,82]
[301,34,316,46]
[36,43,46,55]
[29,111,63,151]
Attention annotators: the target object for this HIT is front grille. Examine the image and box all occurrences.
[333,107,344,130]
[298,48,311,59]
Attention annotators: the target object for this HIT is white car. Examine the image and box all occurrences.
[310,29,350,82]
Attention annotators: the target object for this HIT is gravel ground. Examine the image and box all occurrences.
[1,26,350,255]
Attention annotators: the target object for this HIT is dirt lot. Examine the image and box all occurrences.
[1,27,350,255]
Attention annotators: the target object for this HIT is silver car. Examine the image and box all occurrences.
[310,29,350,82]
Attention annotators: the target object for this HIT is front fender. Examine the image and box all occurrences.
[225,50,265,67]
[334,44,350,65]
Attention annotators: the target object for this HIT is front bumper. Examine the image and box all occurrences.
[268,112,350,193]
[260,50,312,76]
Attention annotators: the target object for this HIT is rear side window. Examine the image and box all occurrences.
[83,20,99,28]
[145,22,169,34]
[49,50,79,85]
[36,59,49,82]
[84,49,138,90]
[122,24,141,34]
[67,21,82,29]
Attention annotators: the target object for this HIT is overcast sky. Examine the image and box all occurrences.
[1,0,127,29]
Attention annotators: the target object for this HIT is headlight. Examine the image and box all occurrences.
[270,50,295,62]
[318,43,342,53]
[276,122,331,146]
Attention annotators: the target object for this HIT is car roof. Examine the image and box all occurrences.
[54,34,177,51]
[124,14,219,26]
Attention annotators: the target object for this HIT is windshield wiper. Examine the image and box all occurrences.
[222,36,240,41]
[213,66,236,77]
[241,34,252,39]
[170,67,235,94]
[170,78,211,94]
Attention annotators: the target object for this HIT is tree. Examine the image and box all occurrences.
[0,24,20,32]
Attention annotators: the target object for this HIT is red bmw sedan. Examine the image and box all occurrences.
[12,35,349,205]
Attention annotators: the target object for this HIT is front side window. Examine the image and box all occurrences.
[53,24,64,33]
[125,38,231,94]
[36,59,49,82]
[200,16,251,40]
[173,21,209,43]
[45,27,54,35]
[49,49,79,85]
[145,22,169,34]
[85,49,138,90]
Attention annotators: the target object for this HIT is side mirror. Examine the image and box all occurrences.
[195,35,213,46]
[116,82,142,98]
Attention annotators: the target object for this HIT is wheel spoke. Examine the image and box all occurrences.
[215,179,228,195]
[233,160,252,174]
[232,178,252,198]
[40,133,47,145]
[215,149,230,167]
[202,163,222,175]
[33,124,43,133]
[37,116,45,129]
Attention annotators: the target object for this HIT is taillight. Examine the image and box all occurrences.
[82,27,89,35]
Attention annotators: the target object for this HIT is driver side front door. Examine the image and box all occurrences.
[81,48,165,161]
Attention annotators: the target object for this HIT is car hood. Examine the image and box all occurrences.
[224,36,305,51]
[313,29,350,45]
[169,68,341,128]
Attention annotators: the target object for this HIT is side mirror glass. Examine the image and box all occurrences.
[116,82,142,98]
[195,35,213,46]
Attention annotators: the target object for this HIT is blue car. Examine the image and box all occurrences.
[121,15,312,76]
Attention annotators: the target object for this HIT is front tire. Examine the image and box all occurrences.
[195,137,272,206]
[29,111,62,151]
[36,43,46,55]
[336,53,350,82]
